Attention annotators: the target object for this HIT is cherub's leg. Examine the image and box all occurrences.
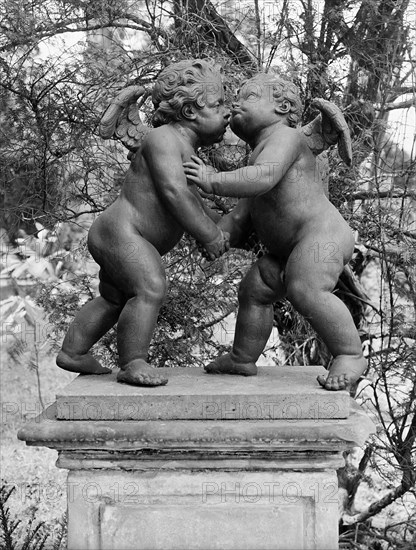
[285,238,366,391]
[57,270,126,374]
[115,238,168,387]
[206,254,285,376]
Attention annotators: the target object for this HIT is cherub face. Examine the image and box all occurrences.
[193,80,230,146]
[230,80,278,141]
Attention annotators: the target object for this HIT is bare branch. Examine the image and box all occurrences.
[382,98,416,111]
[0,14,166,53]
[345,412,416,526]
[349,190,416,201]
[345,484,410,525]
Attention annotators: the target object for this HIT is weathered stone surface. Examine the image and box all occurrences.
[17,365,376,550]
[66,470,339,550]
[56,365,350,421]
[18,400,374,451]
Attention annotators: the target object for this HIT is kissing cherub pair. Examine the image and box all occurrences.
[57,59,366,392]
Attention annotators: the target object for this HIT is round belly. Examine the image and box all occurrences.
[89,199,184,258]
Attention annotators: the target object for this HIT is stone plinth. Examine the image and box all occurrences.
[55,366,350,420]
[18,365,375,550]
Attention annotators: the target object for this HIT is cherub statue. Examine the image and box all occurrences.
[56,59,230,387]
[184,73,366,391]
[57,59,356,389]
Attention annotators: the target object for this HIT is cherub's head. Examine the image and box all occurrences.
[230,74,303,140]
[257,74,303,127]
[152,59,223,127]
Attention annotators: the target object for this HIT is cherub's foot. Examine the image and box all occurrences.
[205,353,258,376]
[317,354,367,391]
[117,359,168,387]
[56,350,112,375]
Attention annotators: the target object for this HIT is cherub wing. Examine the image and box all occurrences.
[99,85,151,158]
[301,98,353,166]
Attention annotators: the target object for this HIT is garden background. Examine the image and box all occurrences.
[1,1,415,548]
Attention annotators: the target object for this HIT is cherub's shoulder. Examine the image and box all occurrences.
[145,125,175,141]
[273,124,301,139]
[143,125,180,151]
[266,124,303,149]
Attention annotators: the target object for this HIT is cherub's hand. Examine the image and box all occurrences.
[199,230,230,261]
[184,155,216,194]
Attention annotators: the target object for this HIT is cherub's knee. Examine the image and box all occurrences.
[139,274,167,305]
[238,263,282,305]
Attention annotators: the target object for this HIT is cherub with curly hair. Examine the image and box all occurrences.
[56,59,230,387]
[184,73,367,391]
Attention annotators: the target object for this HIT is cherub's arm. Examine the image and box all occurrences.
[184,133,300,198]
[195,200,251,259]
[218,199,253,249]
[203,205,221,223]
[197,192,222,223]
[184,155,273,197]
[142,132,228,258]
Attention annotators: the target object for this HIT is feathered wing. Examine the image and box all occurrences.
[99,86,151,158]
[301,98,353,166]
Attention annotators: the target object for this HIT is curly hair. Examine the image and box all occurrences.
[243,74,303,128]
[151,59,222,127]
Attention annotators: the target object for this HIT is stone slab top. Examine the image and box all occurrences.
[56,365,350,421]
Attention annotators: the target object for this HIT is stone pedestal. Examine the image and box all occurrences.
[18,366,375,550]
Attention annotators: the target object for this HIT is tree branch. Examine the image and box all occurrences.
[344,483,410,525]
[349,190,416,201]
[382,98,416,111]
[345,412,415,526]
[0,14,167,53]
[186,0,256,68]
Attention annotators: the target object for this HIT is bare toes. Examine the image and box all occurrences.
[338,375,350,389]
[325,376,339,391]
[317,374,350,391]
[317,374,326,388]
